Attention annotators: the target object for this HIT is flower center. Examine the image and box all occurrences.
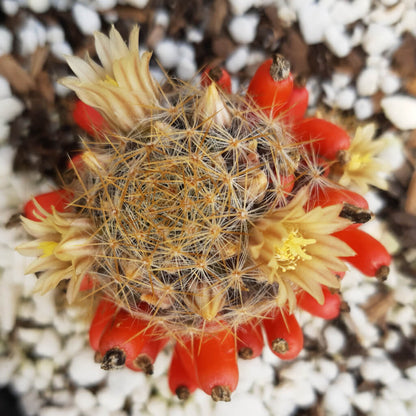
[346,152,371,171]
[271,229,315,272]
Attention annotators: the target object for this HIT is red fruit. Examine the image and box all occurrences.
[308,186,372,226]
[24,189,72,221]
[79,274,96,292]
[333,228,391,281]
[89,299,118,351]
[247,54,294,118]
[296,286,341,320]
[168,341,198,400]
[193,325,239,402]
[280,85,309,123]
[73,100,107,136]
[293,118,351,160]
[236,320,264,359]
[263,309,303,360]
[201,66,232,93]
[66,153,85,171]
[98,310,164,374]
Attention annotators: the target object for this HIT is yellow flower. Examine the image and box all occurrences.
[249,188,356,311]
[60,26,161,132]
[337,124,390,193]
[16,208,96,303]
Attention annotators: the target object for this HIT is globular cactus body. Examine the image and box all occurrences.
[17,27,391,401]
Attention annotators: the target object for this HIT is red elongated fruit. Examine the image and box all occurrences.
[293,118,351,160]
[280,84,309,123]
[247,54,294,118]
[333,227,391,281]
[236,319,264,359]
[98,310,156,372]
[128,334,169,374]
[308,186,372,226]
[201,66,232,93]
[263,309,303,360]
[66,153,85,171]
[79,274,96,292]
[168,341,198,400]
[89,299,118,351]
[193,325,239,402]
[24,189,72,221]
[296,286,341,320]
[73,100,107,136]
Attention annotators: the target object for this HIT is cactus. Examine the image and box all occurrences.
[17,27,391,402]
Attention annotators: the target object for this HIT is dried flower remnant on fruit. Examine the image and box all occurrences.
[17,27,392,402]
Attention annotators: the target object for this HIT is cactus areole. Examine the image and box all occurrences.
[17,27,391,402]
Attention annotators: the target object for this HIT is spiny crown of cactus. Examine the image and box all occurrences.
[17,26,391,402]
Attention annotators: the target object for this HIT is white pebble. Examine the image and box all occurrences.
[177,58,196,81]
[2,0,19,15]
[399,9,416,36]
[371,397,409,416]
[72,3,101,36]
[46,26,65,44]
[124,0,149,7]
[68,348,106,387]
[187,27,203,43]
[357,67,379,96]
[38,407,80,416]
[225,46,249,73]
[370,3,406,26]
[332,72,351,90]
[316,358,338,381]
[214,393,269,416]
[335,87,356,110]
[155,39,179,69]
[324,325,345,354]
[0,278,19,333]
[330,0,371,25]
[360,356,401,385]
[51,42,73,60]
[0,355,20,387]
[352,391,374,413]
[95,0,117,10]
[323,385,351,415]
[0,26,13,55]
[298,3,331,44]
[383,330,402,352]
[34,359,54,390]
[107,367,146,396]
[0,97,24,123]
[324,24,352,58]
[97,387,126,412]
[362,24,399,55]
[145,396,168,416]
[386,377,416,401]
[0,76,11,98]
[381,95,416,130]
[354,97,374,120]
[334,373,355,397]
[28,0,50,13]
[74,388,97,412]
[379,70,401,95]
[34,328,61,358]
[228,14,259,44]
[228,0,256,16]
[293,380,316,408]
[154,9,169,27]
[18,17,47,55]
[17,327,42,345]
[11,361,36,394]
